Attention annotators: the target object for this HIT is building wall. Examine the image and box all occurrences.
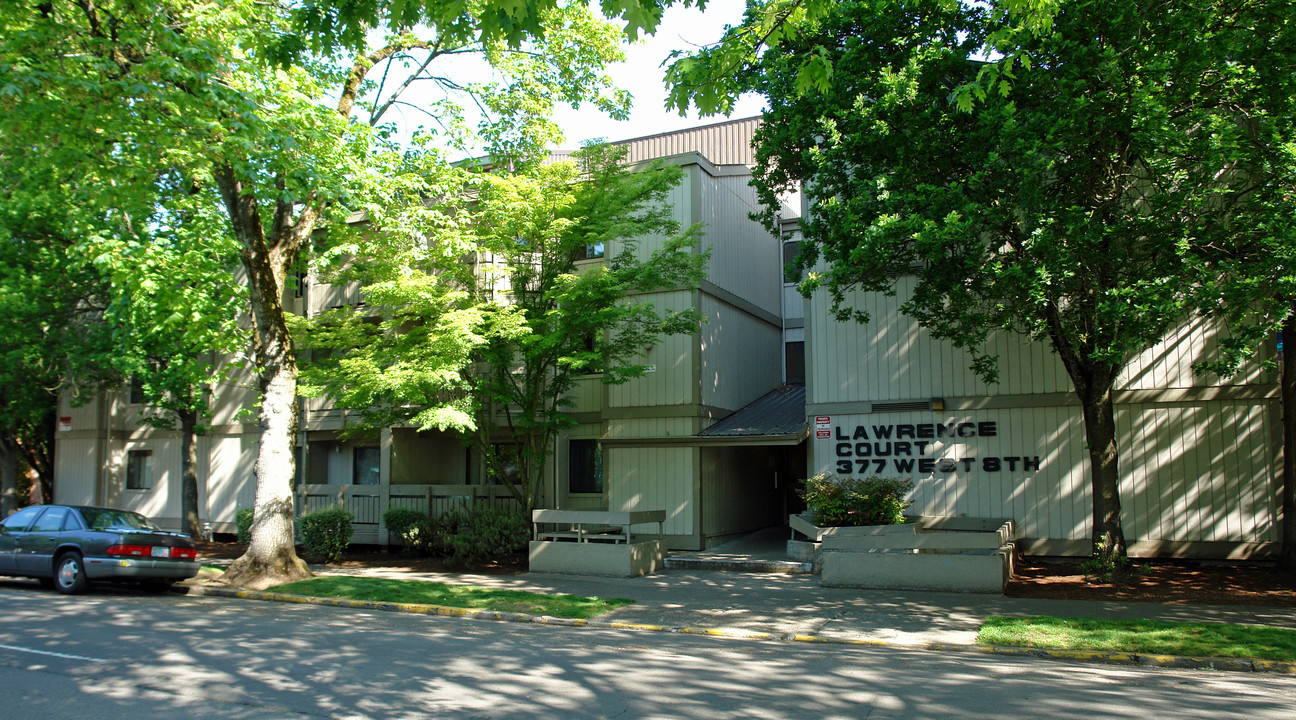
[606,445,698,544]
[698,294,782,413]
[806,278,1281,557]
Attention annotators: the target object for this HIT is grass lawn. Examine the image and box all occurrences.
[266,576,635,619]
[978,616,1296,661]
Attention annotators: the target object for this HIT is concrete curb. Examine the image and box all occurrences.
[177,584,1296,675]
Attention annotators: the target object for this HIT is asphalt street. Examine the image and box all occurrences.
[1,579,1294,719]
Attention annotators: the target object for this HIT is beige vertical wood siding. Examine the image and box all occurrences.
[390,429,467,484]
[553,117,761,167]
[698,173,782,316]
[608,290,696,409]
[699,295,782,411]
[607,446,696,537]
[811,400,1276,546]
[207,435,258,526]
[810,278,1275,406]
[606,170,693,265]
[566,376,603,414]
[53,438,100,506]
[605,417,699,440]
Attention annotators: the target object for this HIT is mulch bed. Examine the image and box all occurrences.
[1005,557,1296,606]
[198,541,1296,605]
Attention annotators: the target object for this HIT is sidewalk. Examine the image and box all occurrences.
[286,562,1296,648]
[194,524,1296,651]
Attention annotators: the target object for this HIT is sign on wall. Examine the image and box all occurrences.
[828,420,1041,476]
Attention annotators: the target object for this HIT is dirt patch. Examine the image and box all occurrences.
[1005,557,1296,606]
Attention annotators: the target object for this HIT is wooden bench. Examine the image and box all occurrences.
[532,509,666,545]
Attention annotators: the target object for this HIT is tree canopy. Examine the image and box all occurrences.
[0,0,643,586]
[298,143,707,510]
[737,0,1294,563]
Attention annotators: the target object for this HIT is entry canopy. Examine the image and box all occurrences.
[697,384,807,444]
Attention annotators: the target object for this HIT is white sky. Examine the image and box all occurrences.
[551,0,767,148]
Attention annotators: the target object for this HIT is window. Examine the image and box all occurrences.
[353,447,380,485]
[126,450,153,490]
[31,506,68,533]
[0,506,43,532]
[575,242,605,260]
[783,241,803,284]
[129,377,146,405]
[785,341,806,385]
[568,439,603,494]
[488,443,521,486]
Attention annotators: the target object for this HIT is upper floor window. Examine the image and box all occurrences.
[575,242,605,261]
[783,241,804,284]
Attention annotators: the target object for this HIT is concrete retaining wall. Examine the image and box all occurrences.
[789,514,1017,593]
[528,540,666,577]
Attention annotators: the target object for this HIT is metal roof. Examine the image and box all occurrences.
[697,384,807,440]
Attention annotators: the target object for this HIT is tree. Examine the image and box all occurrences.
[298,143,708,511]
[91,202,248,539]
[663,0,1062,116]
[714,0,1285,566]
[0,165,117,516]
[1,0,665,587]
[1183,4,1296,571]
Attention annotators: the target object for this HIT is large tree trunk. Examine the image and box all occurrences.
[1278,313,1296,573]
[0,435,18,517]
[179,408,203,539]
[1079,382,1128,563]
[217,167,311,589]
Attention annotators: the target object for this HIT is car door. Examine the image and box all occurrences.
[0,506,46,574]
[17,506,70,575]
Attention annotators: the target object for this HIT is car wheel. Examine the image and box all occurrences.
[54,552,89,595]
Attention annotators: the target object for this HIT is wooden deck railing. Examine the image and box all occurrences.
[296,484,523,545]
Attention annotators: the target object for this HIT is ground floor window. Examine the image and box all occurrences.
[126,450,152,490]
[353,446,380,485]
[487,442,522,486]
[568,439,603,494]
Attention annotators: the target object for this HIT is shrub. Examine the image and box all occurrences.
[300,507,354,563]
[383,507,433,553]
[435,505,529,567]
[236,508,254,545]
[799,473,913,527]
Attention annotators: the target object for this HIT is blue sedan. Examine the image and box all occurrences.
[0,505,200,594]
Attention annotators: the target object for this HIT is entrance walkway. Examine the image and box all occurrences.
[665,526,812,573]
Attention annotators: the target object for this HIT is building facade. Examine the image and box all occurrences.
[53,118,807,550]
[52,115,1284,559]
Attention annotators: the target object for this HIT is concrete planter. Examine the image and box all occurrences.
[528,539,666,578]
[789,514,1016,593]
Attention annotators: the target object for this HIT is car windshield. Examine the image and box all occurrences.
[78,508,159,532]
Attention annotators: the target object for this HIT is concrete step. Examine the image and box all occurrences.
[664,556,814,574]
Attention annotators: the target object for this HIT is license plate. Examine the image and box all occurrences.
[151,546,170,558]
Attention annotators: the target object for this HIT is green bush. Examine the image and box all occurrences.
[435,505,529,567]
[799,473,913,527]
[236,508,254,545]
[383,507,433,553]
[300,507,354,563]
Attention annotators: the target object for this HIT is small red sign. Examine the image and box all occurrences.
[58,416,72,432]
[815,416,831,424]
[816,429,831,439]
